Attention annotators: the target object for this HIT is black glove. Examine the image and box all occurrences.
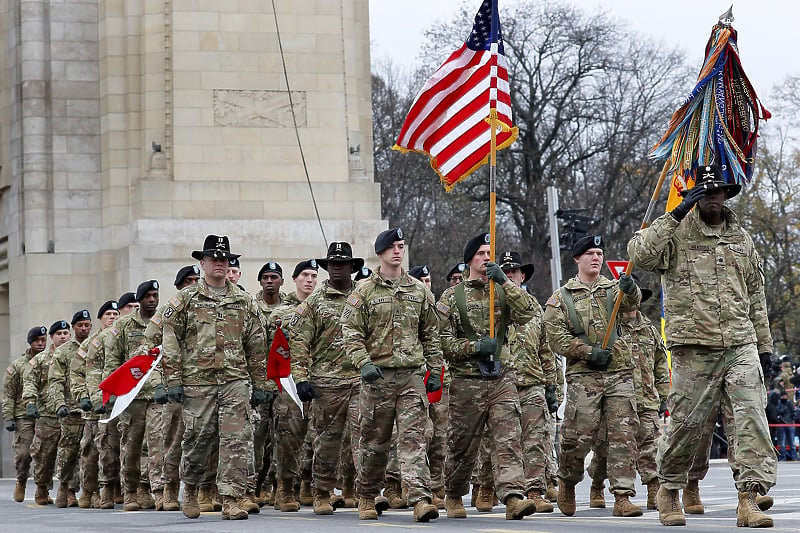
[485,262,508,284]
[425,371,442,393]
[296,382,319,403]
[93,403,106,415]
[106,396,116,409]
[281,327,290,340]
[154,384,168,405]
[670,186,708,222]
[250,389,271,407]
[474,337,498,361]
[658,400,668,417]
[56,405,70,418]
[587,346,612,371]
[167,385,185,404]
[618,273,636,295]
[79,397,93,412]
[545,385,558,413]
[4,420,16,432]
[360,362,384,383]
[759,352,772,385]
[25,403,40,420]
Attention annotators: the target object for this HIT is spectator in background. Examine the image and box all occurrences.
[776,390,797,461]
[765,391,781,454]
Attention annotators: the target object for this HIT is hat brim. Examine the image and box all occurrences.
[317,257,365,273]
[679,182,741,199]
[640,288,653,303]
[191,250,241,261]
[501,262,535,284]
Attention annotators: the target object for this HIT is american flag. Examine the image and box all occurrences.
[393,0,517,190]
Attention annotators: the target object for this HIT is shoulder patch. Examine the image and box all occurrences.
[546,296,560,307]
[346,294,362,308]
[150,315,162,326]
[91,338,101,349]
[29,358,37,367]
[436,301,450,314]
[110,327,120,337]
[78,349,87,359]
[295,302,308,317]
[169,297,181,307]
[6,365,13,375]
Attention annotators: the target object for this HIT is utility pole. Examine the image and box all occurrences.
[546,186,562,294]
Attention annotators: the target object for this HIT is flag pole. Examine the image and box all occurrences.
[601,158,671,348]
[489,108,498,346]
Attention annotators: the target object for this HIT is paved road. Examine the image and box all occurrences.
[4,461,800,532]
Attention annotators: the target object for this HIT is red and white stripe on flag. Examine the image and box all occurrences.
[392,0,517,190]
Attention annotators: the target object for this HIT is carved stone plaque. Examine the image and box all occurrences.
[213,89,307,128]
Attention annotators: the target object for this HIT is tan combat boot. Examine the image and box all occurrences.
[99,485,115,509]
[67,490,79,507]
[153,488,164,511]
[527,489,554,513]
[123,490,140,511]
[358,496,378,520]
[182,484,201,519]
[113,480,124,504]
[55,484,69,508]
[646,479,660,510]
[77,490,92,509]
[34,484,50,505]
[657,486,686,526]
[313,488,334,515]
[445,495,467,518]
[211,485,223,511]
[266,482,277,506]
[341,477,356,508]
[557,480,576,516]
[589,480,606,508]
[241,492,260,514]
[470,484,480,507]
[13,479,26,502]
[756,493,774,511]
[412,497,439,522]
[737,489,773,528]
[682,479,704,514]
[383,478,407,509]
[277,479,300,512]
[330,491,345,509]
[138,485,155,509]
[198,484,214,512]
[299,479,314,506]
[612,494,643,517]
[431,487,445,509]
[545,481,558,502]
[91,491,101,508]
[222,495,248,520]
[475,484,495,512]
[505,495,537,520]
[254,486,267,507]
[163,482,180,511]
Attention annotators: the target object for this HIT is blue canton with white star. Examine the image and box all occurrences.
[466,0,504,53]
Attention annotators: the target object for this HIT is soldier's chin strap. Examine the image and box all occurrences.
[454,283,508,378]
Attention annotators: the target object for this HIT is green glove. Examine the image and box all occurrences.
[25,403,40,420]
[154,384,168,405]
[545,386,558,413]
[250,389,270,408]
[79,397,93,412]
[167,385,185,403]
[360,362,384,383]
[474,337,498,361]
[106,395,116,409]
[587,346,612,371]
[4,420,16,432]
[425,370,442,393]
[484,262,508,284]
[658,400,668,417]
[93,403,106,415]
[618,273,636,295]
[56,405,70,418]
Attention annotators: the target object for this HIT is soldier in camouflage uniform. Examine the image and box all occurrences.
[437,235,538,521]
[48,310,93,507]
[289,242,364,515]
[3,326,48,502]
[161,235,268,520]
[544,353,564,501]
[71,302,119,508]
[587,279,670,510]
[628,165,776,528]
[23,321,72,504]
[341,227,442,523]
[543,234,643,517]
[103,280,165,511]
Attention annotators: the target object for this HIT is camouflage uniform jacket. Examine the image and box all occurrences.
[161,278,268,389]
[48,337,84,414]
[85,327,117,408]
[289,281,359,384]
[262,292,300,393]
[3,349,37,420]
[508,301,558,388]
[627,208,772,354]
[341,267,443,372]
[254,289,285,318]
[437,278,536,379]
[543,274,640,375]
[69,334,101,420]
[104,309,163,400]
[22,345,57,415]
[143,303,167,350]
[620,311,670,412]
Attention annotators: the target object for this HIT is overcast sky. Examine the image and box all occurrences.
[369,0,799,102]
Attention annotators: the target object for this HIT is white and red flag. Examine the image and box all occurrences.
[267,325,303,415]
[99,346,162,423]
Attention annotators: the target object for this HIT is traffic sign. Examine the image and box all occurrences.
[606,260,629,280]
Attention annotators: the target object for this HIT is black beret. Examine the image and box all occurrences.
[292,259,318,279]
[408,265,430,279]
[354,267,372,281]
[228,257,240,268]
[135,280,160,301]
[463,233,490,264]
[71,309,91,325]
[97,300,119,319]
[27,326,47,344]
[49,320,70,335]
[118,292,136,309]
[174,265,200,287]
[446,262,466,281]
[572,235,604,258]
[374,227,404,255]
[258,261,283,280]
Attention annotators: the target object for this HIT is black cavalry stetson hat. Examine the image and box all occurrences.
[680,164,741,199]
[191,235,241,261]
[498,250,535,284]
[317,242,365,273]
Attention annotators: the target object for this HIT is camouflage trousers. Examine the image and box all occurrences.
[161,402,184,484]
[274,393,309,481]
[357,367,432,504]
[181,380,252,496]
[445,370,527,503]
[658,343,776,494]
[310,378,360,492]
[58,414,83,491]
[80,419,101,492]
[559,370,639,496]
[338,422,356,484]
[518,384,551,492]
[689,395,736,481]
[94,417,120,485]
[428,387,449,491]
[118,399,164,492]
[589,409,661,486]
[544,415,559,488]
[473,431,493,487]
[31,416,60,488]
[12,418,35,481]
[251,400,274,492]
